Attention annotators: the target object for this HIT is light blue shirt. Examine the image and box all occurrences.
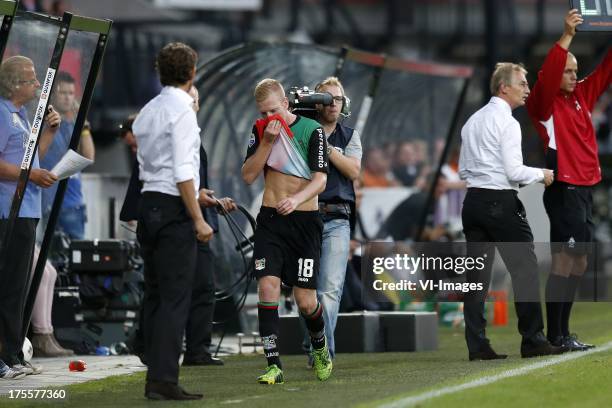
[0,97,41,218]
[40,120,83,213]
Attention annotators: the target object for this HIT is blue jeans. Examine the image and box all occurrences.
[0,359,8,376]
[57,205,86,240]
[302,217,351,357]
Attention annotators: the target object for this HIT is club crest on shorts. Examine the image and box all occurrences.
[568,237,576,248]
[255,258,266,270]
[248,133,256,148]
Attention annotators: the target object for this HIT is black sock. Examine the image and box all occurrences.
[561,276,581,337]
[258,302,281,369]
[302,302,326,350]
[545,274,568,342]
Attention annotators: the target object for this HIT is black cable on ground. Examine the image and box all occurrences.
[211,201,258,356]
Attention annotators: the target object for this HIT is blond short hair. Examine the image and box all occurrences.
[315,76,345,96]
[0,56,34,99]
[254,78,285,103]
[490,62,527,96]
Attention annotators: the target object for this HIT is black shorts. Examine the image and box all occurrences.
[543,181,594,255]
[252,206,323,289]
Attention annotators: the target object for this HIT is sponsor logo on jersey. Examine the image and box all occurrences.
[255,258,266,270]
[317,130,326,168]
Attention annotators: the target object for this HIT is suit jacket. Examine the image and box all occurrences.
[120,146,219,232]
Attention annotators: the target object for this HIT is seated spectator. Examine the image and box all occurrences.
[362,147,399,187]
[434,147,467,231]
[18,0,43,12]
[377,176,450,241]
[30,246,74,357]
[392,141,422,186]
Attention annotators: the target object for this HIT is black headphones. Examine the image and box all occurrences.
[315,82,351,118]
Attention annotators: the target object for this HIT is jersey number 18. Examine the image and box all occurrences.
[298,258,314,278]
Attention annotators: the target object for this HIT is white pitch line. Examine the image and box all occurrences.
[379,341,612,408]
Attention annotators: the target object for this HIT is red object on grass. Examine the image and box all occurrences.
[69,360,87,372]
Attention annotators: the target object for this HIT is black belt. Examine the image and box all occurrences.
[467,187,517,196]
[318,202,351,216]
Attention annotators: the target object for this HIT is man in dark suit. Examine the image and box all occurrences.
[120,86,236,369]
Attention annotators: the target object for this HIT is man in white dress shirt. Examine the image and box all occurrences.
[459,62,565,360]
[133,42,213,400]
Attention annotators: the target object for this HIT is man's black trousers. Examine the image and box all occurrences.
[0,218,37,365]
[185,241,216,359]
[462,188,544,353]
[137,192,196,383]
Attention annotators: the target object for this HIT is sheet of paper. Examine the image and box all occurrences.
[50,149,93,180]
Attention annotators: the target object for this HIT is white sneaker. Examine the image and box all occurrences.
[1,367,26,380]
[13,361,43,375]
[23,361,43,375]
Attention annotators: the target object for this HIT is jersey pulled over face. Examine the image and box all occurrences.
[245,114,328,180]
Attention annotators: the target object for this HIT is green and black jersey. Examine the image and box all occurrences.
[245,115,328,180]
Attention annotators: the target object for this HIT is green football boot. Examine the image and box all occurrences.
[312,340,333,381]
[257,364,284,384]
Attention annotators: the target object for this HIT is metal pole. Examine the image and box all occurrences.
[22,14,112,340]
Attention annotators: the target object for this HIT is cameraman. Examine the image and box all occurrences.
[301,77,362,363]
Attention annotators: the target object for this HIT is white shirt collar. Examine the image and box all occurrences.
[490,96,512,115]
[161,86,193,107]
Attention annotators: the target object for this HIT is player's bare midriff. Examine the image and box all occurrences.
[262,168,318,211]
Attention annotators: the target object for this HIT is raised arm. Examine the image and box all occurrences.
[241,122,278,185]
[38,107,61,158]
[557,9,582,50]
[526,9,583,121]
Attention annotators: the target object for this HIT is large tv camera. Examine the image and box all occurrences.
[287,86,350,120]
[287,86,332,119]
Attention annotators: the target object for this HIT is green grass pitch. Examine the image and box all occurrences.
[2,302,611,407]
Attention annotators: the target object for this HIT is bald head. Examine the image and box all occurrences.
[560,52,578,95]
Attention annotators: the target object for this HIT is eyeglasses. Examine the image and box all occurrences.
[332,96,343,103]
[18,79,38,86]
